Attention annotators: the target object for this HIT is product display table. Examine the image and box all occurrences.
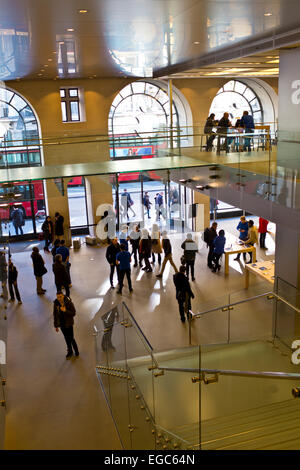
[224,241,256,275]
[245,260,275,288]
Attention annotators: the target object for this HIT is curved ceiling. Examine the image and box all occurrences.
[1,0,300,81]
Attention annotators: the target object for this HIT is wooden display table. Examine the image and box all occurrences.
[224,242,256,275]
[245,260,275,288]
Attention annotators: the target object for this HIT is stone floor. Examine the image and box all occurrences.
[3,216,275,449]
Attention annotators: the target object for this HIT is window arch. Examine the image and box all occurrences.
[209,80,263,124]
[0,86,42,168]
[109,81,179,157]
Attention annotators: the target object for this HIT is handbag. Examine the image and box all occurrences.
[41,265,48,276]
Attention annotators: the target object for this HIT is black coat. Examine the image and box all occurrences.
[42,220,54,236]
[139,237,151,258]
[31,252,47,277]
[173,272,194,299]
[106,243,121,264]
[181,239,197,261]
[53,261,69,286]
[162,238,172,256]
[53,296,76,328]
[8,265,18,283]
[55,215,64,236]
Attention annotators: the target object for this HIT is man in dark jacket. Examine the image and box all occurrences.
[173,265,195,323]
[241,111,255,152]
[8,259,22,304]
[41,216,54,251]
[53,254,70,297]
[53,291,79,359]
[217,112,233,151]
[106,237,121,288]
[205,222,218,268]
[11,206,24,236]
[54,212,64,239]
[156,231,178,278]
[143,192,152,219]
[129,225,141,267]
[31,247,47,294]
[181,233,198,281]
[139,228,152,272]
[204,113,218,151]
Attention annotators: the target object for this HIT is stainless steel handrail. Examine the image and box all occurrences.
[157,366,300,380]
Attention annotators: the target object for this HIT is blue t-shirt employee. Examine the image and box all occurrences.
[236,216,249,241]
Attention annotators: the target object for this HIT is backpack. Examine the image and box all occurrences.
[203,227,210,244]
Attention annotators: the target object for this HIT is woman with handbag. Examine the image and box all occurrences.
[31,247,47,295]
[151,224,162,266]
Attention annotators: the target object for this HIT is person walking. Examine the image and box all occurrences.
[241,110,255,152]
[204,222,218,268]
[106,237,121,288]
[53,291,79,359]
[244,220,258,264]
[154,192,164,221]
[56,239,71,286]
[0,251,8,300]
[212,229,226,273]
[181,233,198,281]
[119,227,129,251]
[31,247,47,294]
[41,216,54,252]
[116,243,133,294]
[8,259,22,304]
[121,188,135,220]
[143,192,152,219]
[151,223,162,266]
[129,225,141,267]
[258,217,269,249]
[53,254,70,297]
[139,228,152,272]
[11,206,24,236]
[173,265,194,323]
[156,231,178,278]
[234,216,249,262]
[54,212,64,240]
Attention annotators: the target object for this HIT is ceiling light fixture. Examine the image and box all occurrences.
[48,58,53,62]
[78,9,88,13]
[264,13,272,16]
[194,41,200,45]
[67,28,75,32]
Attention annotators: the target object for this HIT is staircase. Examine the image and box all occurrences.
[170,398,300,450]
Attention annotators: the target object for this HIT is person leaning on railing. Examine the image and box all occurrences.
[217,112,234,152]
[204,113,219,151]
[241,111,255,152]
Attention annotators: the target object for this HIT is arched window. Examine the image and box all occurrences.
[109,81,179,157]
[0,87,42,168]
[209,80,263,124]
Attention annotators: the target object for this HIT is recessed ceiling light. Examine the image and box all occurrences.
[194,41,200,45]
[264,13,272,16]
[37,73,43,76]
[78,9,88,13]
[44,65,48,67]
[67,28,75,32]
[48,58,53,62]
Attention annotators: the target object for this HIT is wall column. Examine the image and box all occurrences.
[85,175,113,242]
[193,191,210,232]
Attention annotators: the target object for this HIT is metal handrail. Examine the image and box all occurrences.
[157,366,300,381]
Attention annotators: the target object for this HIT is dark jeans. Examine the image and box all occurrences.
[109,263,119,286]
[14,224,23,236]
[243,129,254,151]
[206,133,216,150]
[60,326,78,354]
[144,206,150,218]
[212,253,222,270]
[9,281,21,301]
[186,260,195,279]
[118,269,132,292]
[177,293,192,322]
[141,255,151,270]
[207,245,214,267]
[260,232,267,248]
[56,283,70,297]
[44,234,52,250]
[131,247,140,266]
[152,253,161,264]
[236,243,253,262]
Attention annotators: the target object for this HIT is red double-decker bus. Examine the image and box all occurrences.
[0,180,45,220]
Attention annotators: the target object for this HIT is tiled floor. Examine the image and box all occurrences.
[3,216,275,449]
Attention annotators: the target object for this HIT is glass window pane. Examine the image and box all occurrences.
[10,94,27,111]
[250,98,261,112]
[70,101,80,121]
[234,81,246,94]
[61,101,67,122]
[0,89,14,102]
[112,93,123,108]
[20,106,35,122]
[119,85,132,99]
[223,80,235,91]
[243,88,256,102]
[145,83,159,97]
[29,151,41,164]
[253,111,262,123]
[60,89,66,98]
[156,89,168,105]
[216,87,223,95]
[131,82,145,94]
[69,89,78,97]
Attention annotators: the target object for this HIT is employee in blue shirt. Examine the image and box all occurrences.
[234,216,249,261]
[241,111,255,152]
[212,230,226,272]
[116,244,133,295]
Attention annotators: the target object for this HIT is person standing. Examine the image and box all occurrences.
[51,239,61,263]
[204,222,218,268]
[0,251,8,300]
[8,259,22,304]
[53,254,70,297]
[234,216,249,262]
[53,291,79,359]
[154,192,164,221]
[181,233,198,281]
[54,212,64,240]
[151,224,162,266]
[42,216,54,252]
[119,227,129,251]
[11,206,24,236]
[116,243,133,294]
[143,192,152,219]
[129,225,141,268]
[139,228,152,272]
[173,265,195,323]
[212,229,226,273]
[217,112,233,151]
[204,113,218,151]
[156,231,178,278]
[31,247,47,294]
[244,220,258,264]
[56,239,71,286]
[258,217,269,249]
[106,237,121,288]
[241,110,255,152]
